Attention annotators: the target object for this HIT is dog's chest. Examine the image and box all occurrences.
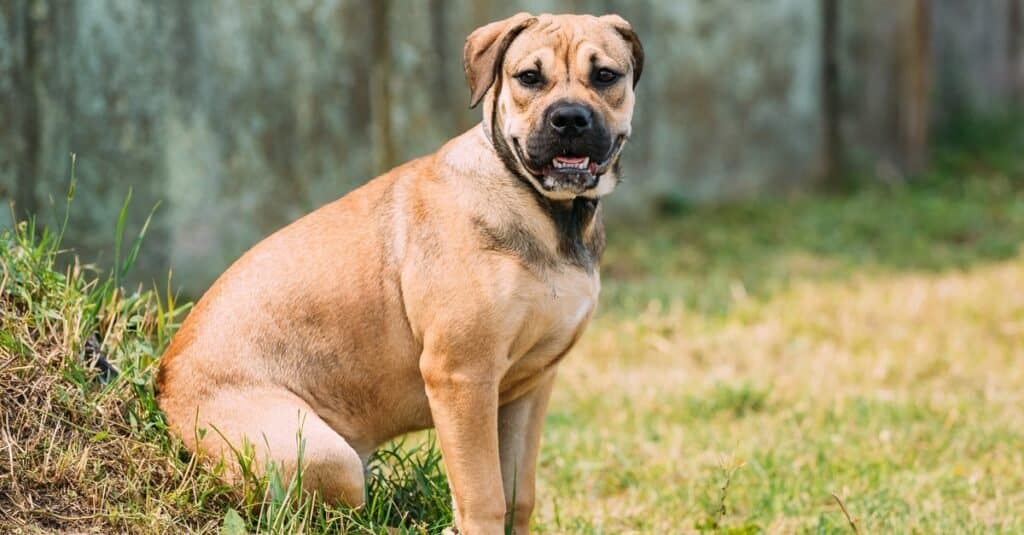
[500,268,598,400]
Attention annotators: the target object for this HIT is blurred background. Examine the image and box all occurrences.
[1,0,1022,293]
[4,2,1024,531]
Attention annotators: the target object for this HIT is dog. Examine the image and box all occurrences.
[156,12,642,534]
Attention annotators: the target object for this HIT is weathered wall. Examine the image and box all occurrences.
[932,0,1023,114]
[1,0,1022,293]
[838,0,1023,177]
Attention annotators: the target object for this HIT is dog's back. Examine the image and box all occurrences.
[156,161,427,504]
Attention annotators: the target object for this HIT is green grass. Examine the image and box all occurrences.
[2,118,1024,533]
[0,188,452,534]
[603,178,1024,317]
[536,117,1024,533]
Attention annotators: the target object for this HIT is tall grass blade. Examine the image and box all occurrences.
[56,152,77,248]
[113,188,133,288]
[120,200,160,283]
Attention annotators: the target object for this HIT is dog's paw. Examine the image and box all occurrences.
[441,527,460,535]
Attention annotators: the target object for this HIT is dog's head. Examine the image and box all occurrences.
[465,13,643,200]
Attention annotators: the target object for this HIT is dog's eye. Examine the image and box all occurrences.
[593,68,620,86]
[515,70,543,87]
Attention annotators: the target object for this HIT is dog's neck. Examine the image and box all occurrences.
[440,124,606,273]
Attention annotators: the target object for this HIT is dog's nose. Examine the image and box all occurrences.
[548,103,593,137]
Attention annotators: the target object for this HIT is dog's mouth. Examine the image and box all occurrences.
[512,136,627,194]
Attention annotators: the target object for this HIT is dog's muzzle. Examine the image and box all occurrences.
[513,134,627,194]
[510,100,628,195]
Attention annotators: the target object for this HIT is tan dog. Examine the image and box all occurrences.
[156,12,642,534]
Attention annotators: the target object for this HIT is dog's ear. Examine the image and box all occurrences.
[601,14,644,87]
[464,12,537,108]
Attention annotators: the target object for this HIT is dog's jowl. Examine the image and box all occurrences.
[157,13,642,534]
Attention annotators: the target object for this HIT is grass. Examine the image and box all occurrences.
[2,116,1024,533]
[0,185,452,533]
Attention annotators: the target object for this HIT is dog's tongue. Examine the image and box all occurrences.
[554,156,588,165]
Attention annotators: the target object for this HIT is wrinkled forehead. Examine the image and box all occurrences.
[503,15,633,72]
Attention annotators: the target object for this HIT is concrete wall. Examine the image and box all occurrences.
[1,0,1022,293]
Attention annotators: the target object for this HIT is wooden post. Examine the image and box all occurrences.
[1010,0,1023,102]
[368,0,395,175]
[12,0,40,219]
[820,0,843,189]
[428,0,463,132]
[900,0,932,176]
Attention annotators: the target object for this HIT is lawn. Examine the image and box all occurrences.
[2,119,1023,533]
[544,183,1024,533]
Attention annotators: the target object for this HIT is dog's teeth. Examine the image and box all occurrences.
[552,157,590,170]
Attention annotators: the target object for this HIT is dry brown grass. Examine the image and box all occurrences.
[0,222,229,534]
[0,213,455,535]
[538,257,1024,532]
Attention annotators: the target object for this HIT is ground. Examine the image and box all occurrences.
[541,180,1024,533]
[1,118,1022,533]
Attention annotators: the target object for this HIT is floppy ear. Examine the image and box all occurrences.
[464,12,537,108]
[601,14,644,87]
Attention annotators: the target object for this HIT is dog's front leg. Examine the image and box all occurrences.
[421,351,505,534]
[498,371,556,534]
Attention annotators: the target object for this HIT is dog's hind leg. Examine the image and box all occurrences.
[185,387,366,507]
